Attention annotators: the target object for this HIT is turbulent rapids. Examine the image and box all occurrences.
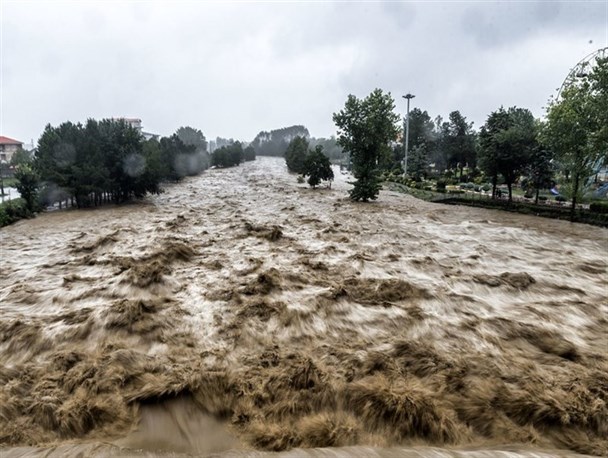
[0,157,607,457]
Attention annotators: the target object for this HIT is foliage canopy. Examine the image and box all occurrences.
[333,89,399,201]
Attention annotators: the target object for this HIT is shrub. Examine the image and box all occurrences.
[589,201,608,214]
[556,195,567,202]
[435,180,447,193]
[0,199,31,227]
[481,184,491,192]
[538,196,548,202]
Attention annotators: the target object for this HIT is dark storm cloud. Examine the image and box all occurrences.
[1,1,606,144]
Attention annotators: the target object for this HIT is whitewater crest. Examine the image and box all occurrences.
[1,157,607,457]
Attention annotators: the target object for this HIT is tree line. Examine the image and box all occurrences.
[331,56,607,210]
[16,121,214,211]
[210,142,256,168]
[250,124,344,162]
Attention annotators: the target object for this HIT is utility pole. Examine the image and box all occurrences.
[402,93,415,176]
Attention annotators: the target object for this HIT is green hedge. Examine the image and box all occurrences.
[590,201,608,214]
[0,199,32,227]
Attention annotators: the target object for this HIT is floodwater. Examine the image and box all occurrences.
[0,157,606,457]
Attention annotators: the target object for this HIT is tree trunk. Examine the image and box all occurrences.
[535,186,540,205]
[491,174,497,199]
[570,173,579,221]
[507,182,513,203]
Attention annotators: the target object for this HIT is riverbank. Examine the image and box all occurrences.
[383,182,608,228]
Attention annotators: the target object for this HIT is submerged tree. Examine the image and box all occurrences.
[303,146,334,188]
[243,145,256,162]
[333,89,399,201]
[285,136,309,175]
[211,142,243,168]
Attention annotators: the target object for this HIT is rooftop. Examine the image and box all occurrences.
[0,136,23,145]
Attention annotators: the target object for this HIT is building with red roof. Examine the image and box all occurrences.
[0,136,23,163]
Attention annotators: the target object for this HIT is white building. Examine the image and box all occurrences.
[112,117,159,141]
[0,136,23,163]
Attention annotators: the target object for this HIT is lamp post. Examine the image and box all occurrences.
[402,93,415,176]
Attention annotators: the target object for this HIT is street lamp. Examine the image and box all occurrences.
[402,93,415,176]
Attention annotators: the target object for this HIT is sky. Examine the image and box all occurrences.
[1,0,607,146]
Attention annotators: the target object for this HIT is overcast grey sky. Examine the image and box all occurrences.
[1,0,607,145]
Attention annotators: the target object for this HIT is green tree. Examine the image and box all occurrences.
[285,136,309,174]
[498,108,537,202]
[303,146,334,188]
[400,108,437,179]
[333,89,399,201]
[526,135,554,205]
[175,126,209,172]
[546,56,608,217]
[308,136,343,161]
[14,164,39,212]
[9,148,32,167]
[243,145,256,161]
[35,119,162,208]
[479,108,510,198]
[479,107,536,201]
[211,142,243,168]
[251,125,310,157]
[441,111,477,181]
[176,126,208,152]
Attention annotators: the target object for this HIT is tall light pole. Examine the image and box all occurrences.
[402,93,415,176]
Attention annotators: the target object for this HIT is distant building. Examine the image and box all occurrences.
[112,117,159,141]
[0,136,23,163]
[113,117,143,132]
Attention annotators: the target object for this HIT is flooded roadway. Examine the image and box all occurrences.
[1,157,606,457]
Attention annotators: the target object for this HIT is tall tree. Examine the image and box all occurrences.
[394,108,437,179]
[333,89,399,201]
[251,125,310,157]
[526,131,554,205]
[479,107,536,201]
[442,111,477,181]
[14,164,39,212]
[479,108,510,199]
[497,107,537,202]
[176,126,210,172]
[175,126,208,152]
[546,56,608,217]
[285,136,309,174]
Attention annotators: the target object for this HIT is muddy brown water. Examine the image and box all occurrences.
[1,157,606,457]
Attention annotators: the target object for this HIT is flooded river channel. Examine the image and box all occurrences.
[1,157,606,457]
